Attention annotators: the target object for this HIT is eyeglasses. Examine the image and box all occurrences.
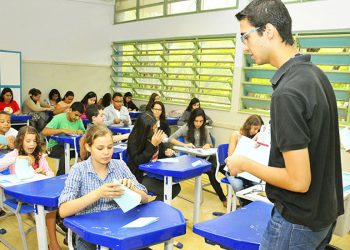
[240,27,261,43]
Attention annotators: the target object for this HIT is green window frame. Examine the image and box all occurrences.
[114,0,239,24]
[240,33,350,124]
[111,36,235,110]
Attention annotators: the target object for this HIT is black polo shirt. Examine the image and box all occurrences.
[266,54,344,230]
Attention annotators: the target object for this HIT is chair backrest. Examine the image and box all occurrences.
[217,143,229,166]
[215,143,229,183]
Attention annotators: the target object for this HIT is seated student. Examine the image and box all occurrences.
[42,102,85,176]
[97,93,111,108]
[0,111,18,150]
[22,88,53,132]
[0,88,21,114]
[226,115,264,193]
[145,93,160,111]
[169,108,227,207]
[80,91,97,119]
[59,124,148,250]
[177,98,213,126]
[151,101,170,137]
[80,104,129,160]
[0,126,61,250]
[44,89,61,108]
[53,91,74,115]
[127,111,181,201]
[123,92,139,111]
[104,92,131,127]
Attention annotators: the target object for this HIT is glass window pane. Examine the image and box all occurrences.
[139,0,163,6]
[139,5,163,19]
[201,0,237,10]
[115,10,136,23]
[168,0,196,15]
[115,0,136,11]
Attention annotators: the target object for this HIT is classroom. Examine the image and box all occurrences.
[0,0,350,249]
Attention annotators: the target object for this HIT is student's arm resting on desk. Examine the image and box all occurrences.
[42,127,76,136]
[169,125,195,148]
[227,147,311,193]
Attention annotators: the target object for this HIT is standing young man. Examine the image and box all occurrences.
[226,0,344,248]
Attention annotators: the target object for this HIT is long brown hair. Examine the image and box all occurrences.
[14,126,42,164]
[240,115,264,138]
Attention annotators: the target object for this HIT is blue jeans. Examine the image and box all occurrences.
[260,207,335,250]
[225,173,244,192]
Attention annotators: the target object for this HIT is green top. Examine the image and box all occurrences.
[46,113,85,148]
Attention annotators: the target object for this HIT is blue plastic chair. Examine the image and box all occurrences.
[3,196,35,250]
[215,143,236,213]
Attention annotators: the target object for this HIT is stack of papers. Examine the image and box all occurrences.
[233,136,270,183]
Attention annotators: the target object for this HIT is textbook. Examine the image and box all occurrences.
[113,181,141,213]
[0,135,7,145]
[15,158,34,180]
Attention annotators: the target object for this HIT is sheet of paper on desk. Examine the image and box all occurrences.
[157,158,179,163]
[113,185,141,213]
[233,136,270,183]
[122,217,159,228]
[0,174,48,187]
[340,127,350,151]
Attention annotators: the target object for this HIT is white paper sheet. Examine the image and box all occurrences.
[157,158,179,163]
[113,184,141,213]
[122,217,159,228]
[233,136,270,183]
[340,127,350,151]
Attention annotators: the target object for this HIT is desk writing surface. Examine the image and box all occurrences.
[10,114,32,122]
[49,134,82,147]
[139,155,211,181]
[173,146,217,157]
[129,111,143,119]
[4,175,67,207]
[63,201,186,249]
[193,201,272,250]
[0,174,48,188]
[108,125,133,134]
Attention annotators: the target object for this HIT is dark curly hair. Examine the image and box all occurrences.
[14,126,43,165]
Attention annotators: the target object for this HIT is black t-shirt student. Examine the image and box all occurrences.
[267,54,344,230]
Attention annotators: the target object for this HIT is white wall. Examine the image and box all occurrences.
[1,0,350,169]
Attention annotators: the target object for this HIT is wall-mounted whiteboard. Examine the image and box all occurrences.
[0,50,22,104]
[0,50,21,86]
